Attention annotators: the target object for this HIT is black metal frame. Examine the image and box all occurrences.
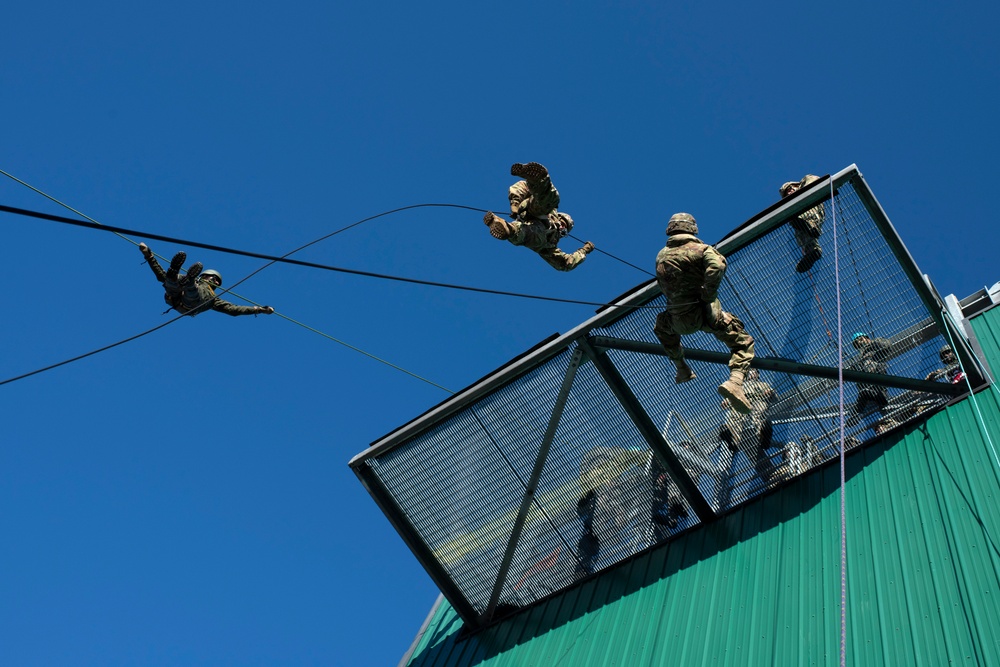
[349,164,981,628]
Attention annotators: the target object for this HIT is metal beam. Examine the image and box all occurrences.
[484,349,585,621]
[587,335,962,397]
[579,337,716,520]
[353,465,481,625]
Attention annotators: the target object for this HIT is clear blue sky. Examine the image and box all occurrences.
[3,2,998,666]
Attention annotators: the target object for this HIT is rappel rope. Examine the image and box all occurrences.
[831,181,848,667]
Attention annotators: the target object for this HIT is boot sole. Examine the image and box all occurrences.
[510,162,548,181]
[484,212,511,240]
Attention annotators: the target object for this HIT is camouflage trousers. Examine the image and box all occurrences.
[509,177,560,220]
[653,301,755,374]
[791,207,823,253]
[508,219,588,272]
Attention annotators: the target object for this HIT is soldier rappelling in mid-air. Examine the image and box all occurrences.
[652,213,756,413]
[139,243,274,317]
[483,162,595,271]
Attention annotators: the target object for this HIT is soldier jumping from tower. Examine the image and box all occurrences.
[139,243,274,317]
[484,162,595,271]
[653,213,756,413]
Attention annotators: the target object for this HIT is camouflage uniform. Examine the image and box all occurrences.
[142,250,264,317]
[653,233,755,378]
[722,370,775,453]
[486,163,593,272]
[853,335,892,415]
[780,174,826,272]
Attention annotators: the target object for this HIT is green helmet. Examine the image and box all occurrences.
[201,269,222,286]
[666,212,698,236]
[939,344,955,361]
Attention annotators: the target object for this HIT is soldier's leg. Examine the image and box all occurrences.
[794,228,822,273]
[511,163,560,217]
[166,252,187,283]
[574,490,599,580]
[654,312,696,383]
[484,211,514,241]
[707,311,755,413]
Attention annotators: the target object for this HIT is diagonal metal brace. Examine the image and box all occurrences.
[484,348,585,621]
[578,337,715,520]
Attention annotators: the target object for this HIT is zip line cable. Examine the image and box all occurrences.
[0,171,460,391]
[0,317,185,387]
[0,203,666,311]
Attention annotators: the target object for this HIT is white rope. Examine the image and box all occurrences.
[830,179,848,667]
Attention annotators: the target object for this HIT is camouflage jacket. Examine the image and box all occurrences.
[655,234,727,316]
[856,337,892,397]
[180,280,261,317]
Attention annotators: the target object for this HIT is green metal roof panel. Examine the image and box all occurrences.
[403,381,1000,666]
[971,304,1000,382]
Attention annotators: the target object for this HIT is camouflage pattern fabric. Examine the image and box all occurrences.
[855,336,892,412]
[507,217,589,271]
[508,178,560,221]
[723,373,775,452]
[161,275,260,317]
[789,174,825,253]
[652,234,755,373]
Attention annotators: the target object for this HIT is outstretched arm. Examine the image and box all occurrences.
[139,243,166,283]
[211,299,275,317]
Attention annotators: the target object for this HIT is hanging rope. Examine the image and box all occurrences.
[830,180,848,667]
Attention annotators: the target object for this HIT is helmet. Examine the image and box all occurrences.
[666,212,698,236]
[851,332,869,347]
[551,211,574,236]
[939,344,955,360]
[780,181,799,196]
[200,269,222,286]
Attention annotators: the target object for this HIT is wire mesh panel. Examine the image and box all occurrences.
[492,358,699,609]
[352,166,974,627]
[365,349,577,614]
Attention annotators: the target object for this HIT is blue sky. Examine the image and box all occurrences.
[3,2,999,666]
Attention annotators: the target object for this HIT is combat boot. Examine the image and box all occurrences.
[484,212,513,241]
[674,359,696,384]
[796,246,822,273]
[510,162,549,181]
[718,370,752,414]
[167,252,187,282]
[181,262,203,285]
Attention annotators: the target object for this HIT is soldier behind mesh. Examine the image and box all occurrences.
[780,175,825,273]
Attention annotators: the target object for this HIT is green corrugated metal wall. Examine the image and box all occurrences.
[402,307,1000,667]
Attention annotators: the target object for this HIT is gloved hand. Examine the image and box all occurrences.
[255,306,275,315]
[582,241,595,254]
